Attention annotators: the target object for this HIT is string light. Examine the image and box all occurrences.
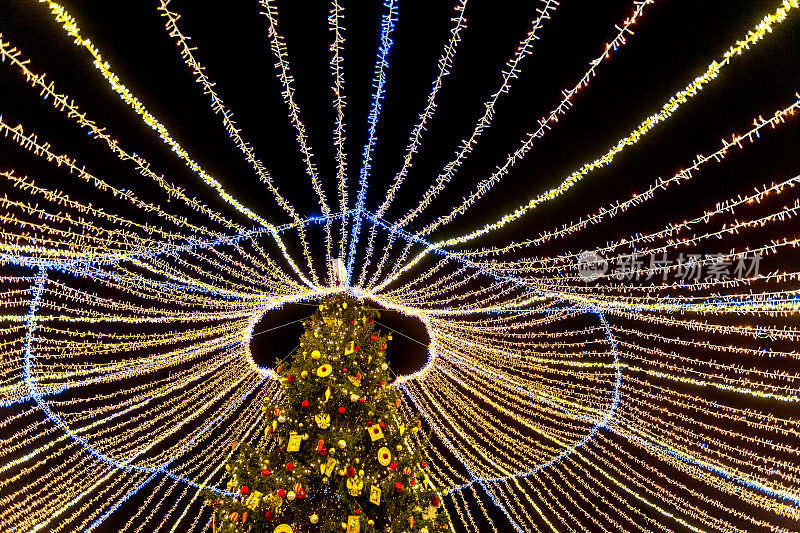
[1,0,799,531]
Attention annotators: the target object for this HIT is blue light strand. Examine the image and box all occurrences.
[347,0,399,282]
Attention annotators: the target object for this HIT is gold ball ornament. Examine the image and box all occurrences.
[381,363,388,370]
[287,491,296,501]
[309,514,319,524]
[337,439,347,449]
[311,349,321,360]
[274,525,293,533]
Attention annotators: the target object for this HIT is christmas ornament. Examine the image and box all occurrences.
[377,447,392,466]
[287,434,302,452]
[346,477,364,496]
[346,515,360,533]
[321,457,337,477]
[316,364,332,377]
[274,525,293,533]
[368,424,384,442]
[309,514,319,524]
[245,490,263,510]
[314,413,331,429]
[369,485,382,505]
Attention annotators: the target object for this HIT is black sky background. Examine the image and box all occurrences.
[2,0,800,531]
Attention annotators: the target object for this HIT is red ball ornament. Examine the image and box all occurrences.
[267,427,273,435]
[338,406,346,414]
[410,477,417,486]
[261,468,271,476]
[389,462,397,471]
[394,482,404,492]
[358,397,365,403]
[301,400,310,408]
[354,345,360,351]
[297,489,306,499]
[368,318,373,323]
[356,372,362,380]
[351,320,356,325]
[379,421,386,429]
[380,380,386,387]
[240,486,249,495]
[287,374,295,382]
[371,335,378,341]
[347,466,356,477]
[264,510,274,521]
[367,420,373,427]
[342,367,348,373]
[286,462,294,471]
[277,489,286,498]
[355,509,361,515]
[432,496,441,507]
[421,462,428,468]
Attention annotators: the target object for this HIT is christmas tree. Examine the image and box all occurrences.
[205,295,451,533]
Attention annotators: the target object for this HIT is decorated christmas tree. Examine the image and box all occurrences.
[205,295,451,532]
